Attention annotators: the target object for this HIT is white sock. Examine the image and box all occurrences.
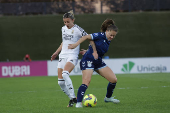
[58,78,71,99]
[62,71,76,99]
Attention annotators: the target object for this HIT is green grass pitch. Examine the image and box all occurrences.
[0,73,169,113]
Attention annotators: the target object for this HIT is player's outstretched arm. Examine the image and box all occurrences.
[68,35,92,49]
[51,42,63,61]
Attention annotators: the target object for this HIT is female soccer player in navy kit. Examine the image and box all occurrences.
[68,19,120,108]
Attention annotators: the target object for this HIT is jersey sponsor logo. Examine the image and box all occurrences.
[93,33,98,37]
[101,33,104,35]
[87,61,92,67]
[63,34,73,40]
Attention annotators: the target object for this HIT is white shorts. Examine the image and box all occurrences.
[57,57,78,69]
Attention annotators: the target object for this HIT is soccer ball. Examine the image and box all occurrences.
[83,94,97,107]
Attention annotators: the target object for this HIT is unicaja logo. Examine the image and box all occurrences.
[121,61,135,73]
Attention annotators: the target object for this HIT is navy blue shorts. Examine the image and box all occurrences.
[80,58,107,70]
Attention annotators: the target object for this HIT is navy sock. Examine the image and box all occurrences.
[77,84,88,102]
[106,82,116,98]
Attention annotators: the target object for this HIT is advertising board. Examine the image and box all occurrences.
[0,61,47,78]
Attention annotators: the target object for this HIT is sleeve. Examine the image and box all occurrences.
[81,30,88,36]
[75,25,88,37]
[90,32,100,40]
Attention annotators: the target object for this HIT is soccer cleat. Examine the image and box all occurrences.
[67,98,77,107]
[72,98,77,103]
[75,102,83,108]
[104,97,120,104]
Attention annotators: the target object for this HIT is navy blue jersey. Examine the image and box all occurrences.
[89,32,110,59]
[80,32,110,70]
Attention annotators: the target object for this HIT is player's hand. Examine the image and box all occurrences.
[51,52,58,61]
[93,51,98,60]
[68,44,77,49]
[80,49,87,55]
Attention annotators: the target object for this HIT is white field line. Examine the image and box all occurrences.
[0,86,170,94]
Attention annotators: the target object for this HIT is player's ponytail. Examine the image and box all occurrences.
[101,19,118,32]
[63,10,75,20]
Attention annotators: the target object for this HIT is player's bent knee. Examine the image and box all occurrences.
[110,77,117,83]
[62,71,69,78]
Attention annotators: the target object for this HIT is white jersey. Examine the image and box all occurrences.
[59,24,87,59]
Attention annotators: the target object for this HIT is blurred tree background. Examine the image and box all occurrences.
[0,0,170,61]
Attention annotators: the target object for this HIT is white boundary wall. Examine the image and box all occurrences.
[47,57,170,76]
[47,60,82,76]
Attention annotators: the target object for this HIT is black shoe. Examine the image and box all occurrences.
[73,98,77,103]
[67,98,77,107]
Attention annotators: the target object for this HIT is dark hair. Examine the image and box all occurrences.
[63,10,75,20]
[101,19,118,32]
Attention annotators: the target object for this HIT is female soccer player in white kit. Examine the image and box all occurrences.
[51,10,89,107]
